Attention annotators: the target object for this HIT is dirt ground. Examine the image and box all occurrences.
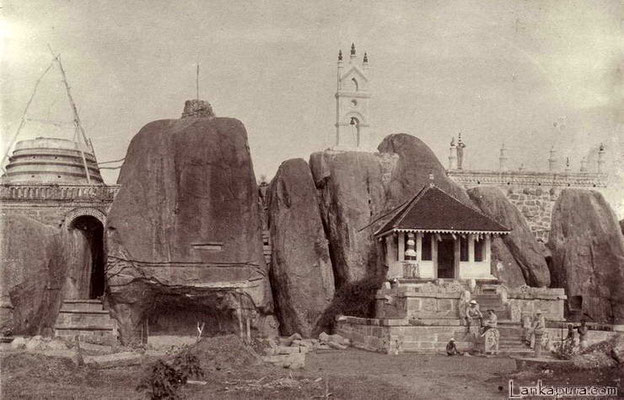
[1,340,622,399]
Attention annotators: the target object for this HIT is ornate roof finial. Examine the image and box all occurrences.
[338,49,343,61]
[429,171,435,187]
[363,52,368,63]
[351,43,356,56]
[599,142,605,152]
[450,137,456,146]
[566,157,570,167]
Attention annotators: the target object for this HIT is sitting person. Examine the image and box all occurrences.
[576,320,589,350]
[446,338,462,356]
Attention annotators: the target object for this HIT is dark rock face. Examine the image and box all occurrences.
[0,215,66,335]
[378,134,472,207]
[549,189,624,323]
[309,151,389,288]
[106,113,274,343]
[267,159,334,337]
[468,187,550,287]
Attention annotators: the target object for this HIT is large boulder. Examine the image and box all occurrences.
[549,189,624,323]
[468,187,550,287]
[267,159,334,337]
[0,215,67,335]
[378,133,472,207]
[106,104,274,343]
[309,151,389,288]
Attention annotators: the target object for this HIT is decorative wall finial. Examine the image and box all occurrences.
[450,137,456,147]
[350,43,356,56]
[363,52,368,64]
[338,49,343,61]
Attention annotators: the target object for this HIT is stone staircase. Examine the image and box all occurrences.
[473,287,532,356]
[496,321,532,356]
[55,299,117,340]
[473,293,510,320]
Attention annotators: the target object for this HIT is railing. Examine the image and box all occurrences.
[447,169,607,188]
[0,184,120,201]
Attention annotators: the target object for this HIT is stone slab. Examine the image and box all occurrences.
[83,352,143,368]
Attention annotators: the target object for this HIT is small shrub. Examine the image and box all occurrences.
[137,350,204,400]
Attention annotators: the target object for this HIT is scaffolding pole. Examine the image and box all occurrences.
[48,45,92,184]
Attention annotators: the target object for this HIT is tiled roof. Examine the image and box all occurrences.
[374,185,510,236]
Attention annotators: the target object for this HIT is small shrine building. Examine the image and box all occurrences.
[375,183,510,281]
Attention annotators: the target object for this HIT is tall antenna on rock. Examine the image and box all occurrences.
[196,63,200,100]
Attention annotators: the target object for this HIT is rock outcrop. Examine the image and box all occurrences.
[549,189,624,323]
[378,134,472,207]
[468,187,550,287]
[267,159,334,337]
[0,215,66,335]
[106,104,274,343]
[309,151,389,288]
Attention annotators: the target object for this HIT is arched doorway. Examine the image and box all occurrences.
[70,215,106,299]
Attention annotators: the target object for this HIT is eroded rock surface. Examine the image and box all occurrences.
[0,215,66,335]
[106,108,274,343]
[549,189,624,323]
[267,159,334,337]
[309,151,389,288]
[468,186,550,287]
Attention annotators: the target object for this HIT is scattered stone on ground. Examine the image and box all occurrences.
[572,334,624,369]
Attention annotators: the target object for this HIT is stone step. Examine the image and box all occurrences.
[61,299,105,312]
[55,311,115,328]
[55,299,117,340]
[55,327,116,337]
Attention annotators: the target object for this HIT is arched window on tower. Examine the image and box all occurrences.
[351,77,359,91]
[350,117,360,147]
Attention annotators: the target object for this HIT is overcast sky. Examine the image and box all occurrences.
[2,0,623,211]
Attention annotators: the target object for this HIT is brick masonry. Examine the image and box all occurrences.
[0,184,119,227]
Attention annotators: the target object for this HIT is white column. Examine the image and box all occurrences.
[385,236,393,266]
[416,232,423,263]
[468,234,475,263]
[485,234,492,264]
[398,232,405,262]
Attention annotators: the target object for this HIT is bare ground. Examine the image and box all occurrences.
[1,340,621,399]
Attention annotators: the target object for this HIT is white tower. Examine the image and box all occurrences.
[499,143,509,172]
[334,43,371,150]
[448,137,457,170]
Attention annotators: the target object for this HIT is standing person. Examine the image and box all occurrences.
[577,320,589,350]
[465,300,483,336]
[482,309,498,333]
[482,310,500,355]
[532,310,546,357]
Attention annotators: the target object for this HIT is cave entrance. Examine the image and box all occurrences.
[70,215,106,299]
[143,291,254,343]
